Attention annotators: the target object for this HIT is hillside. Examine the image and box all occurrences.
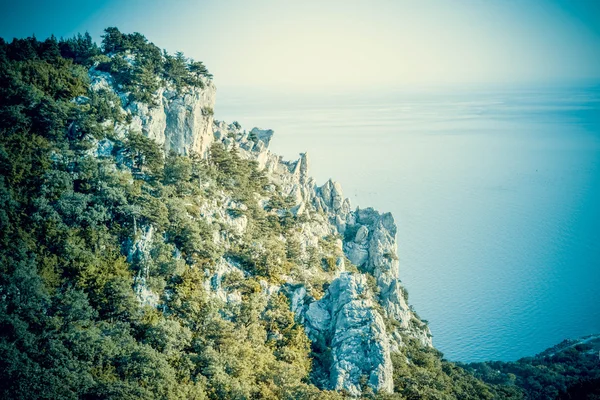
[0,28,598,399]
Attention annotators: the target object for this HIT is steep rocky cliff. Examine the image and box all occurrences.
[87,67,432,395]
[211,121,433,395]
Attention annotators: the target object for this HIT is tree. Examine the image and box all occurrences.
[37,35,61,62]
[189,60,212,79]
[163,51,189,89]
[102,27,128,54]
[123,132,164,176]
[59,32,100,66]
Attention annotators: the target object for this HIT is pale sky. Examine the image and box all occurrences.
[1,0,599,89]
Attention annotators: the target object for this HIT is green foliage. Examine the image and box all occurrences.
[166,198,222,264]
[0,32,327,399]
[97,27,212,103]
[163,152,192,185]
[461,340,600,400]
[163,51,200,90]
[16,58,88,99]
[382,336,502,400]
[189,60,213,79]
[59,32,101,67]
[201,106,214,116]
[121,131,164,176]
[87,88,125,123]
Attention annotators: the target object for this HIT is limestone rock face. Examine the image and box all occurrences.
[130,82,216,156]
[89,67,216,157]
[301,273,394,396]
[317,179,351,215]
[95,72,433,392]
[344,208,433,347]
[127,225,160,307]
[249,127,274,149]
[204,259,244,304]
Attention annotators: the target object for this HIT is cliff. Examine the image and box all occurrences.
[209,121,433,395]
[88,69,432,394]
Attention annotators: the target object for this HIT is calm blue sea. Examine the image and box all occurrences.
[215,83,600,362]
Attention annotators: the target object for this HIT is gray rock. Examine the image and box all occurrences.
[321,180,332,206]
[153,83,216,156]
[96,138,114,158]
[305,300,331,334]
[85,56,435,393]
[89,67,216,157]
[73,95,90,105]
[335,257,346,272]
[240,140,253,151]
[290,285,307,317]
[317,179,348,214]
[89,70,113,91]
[249,127,274,148]
[291,153,310,185]
[335,215,346,235]
[128,225,159,307]
[253,141,266,153]
[354,225,369,243]
[331,181,344,211]
[302,273,394,396]
[343,208,433,347]
[345,242,369,267]
[291,201,306,216]
[204,259,245,304]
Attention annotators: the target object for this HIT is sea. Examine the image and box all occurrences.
[214,82,600,362]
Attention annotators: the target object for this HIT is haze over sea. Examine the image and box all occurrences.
[216,82,600,362]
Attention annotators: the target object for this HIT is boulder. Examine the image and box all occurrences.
[354,225,369,243]
[249,127,274,148]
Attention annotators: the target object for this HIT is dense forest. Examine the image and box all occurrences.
[0,27,598,399]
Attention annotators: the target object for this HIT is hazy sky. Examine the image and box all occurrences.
[1,0,599,89]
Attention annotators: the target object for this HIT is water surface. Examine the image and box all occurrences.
[215,83,600,362]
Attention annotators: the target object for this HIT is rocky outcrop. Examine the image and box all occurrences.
[344,209,433,347]
[128,82,216,156]
[89,68,216,156]
[127,224,160,307]
[316,179,351,216]
[249,127,274,149]
[203,259,244,304]
[298,273,394,396]
[64,44,445,397]
[208,120,432,395]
